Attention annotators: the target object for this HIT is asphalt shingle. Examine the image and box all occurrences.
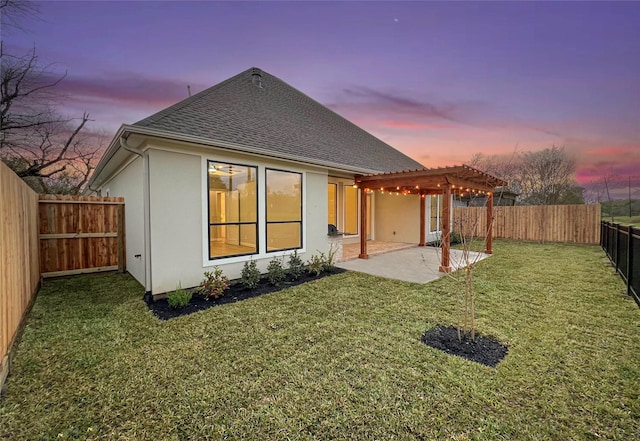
[134,67,424,173]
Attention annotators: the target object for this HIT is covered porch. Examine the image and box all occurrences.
[354,165,507,272]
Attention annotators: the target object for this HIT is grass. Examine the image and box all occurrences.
[1,240,638,440]
[608,215,640,227]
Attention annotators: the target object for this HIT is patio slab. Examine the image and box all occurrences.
[336,246,491,284]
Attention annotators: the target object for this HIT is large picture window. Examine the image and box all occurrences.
[266,169,302,252]
[208,161,258,259]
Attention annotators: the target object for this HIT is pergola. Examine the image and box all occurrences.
[354,165,507,272]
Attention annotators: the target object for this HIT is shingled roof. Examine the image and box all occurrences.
[134,67,424,173]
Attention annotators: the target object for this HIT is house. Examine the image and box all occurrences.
[86,67,505,298]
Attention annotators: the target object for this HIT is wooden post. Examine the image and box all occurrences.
[117,203,126,273]
[439,185,451,272]
[419,192,426,246]
[358,187,368,259]
[485,191,494,254]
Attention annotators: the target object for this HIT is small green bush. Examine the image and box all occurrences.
[267,257,286,286]
[324,245,337,273]
[241,259,261,289]
[167,283,192,309]
[450,231,462,245]
[199,267,229,299]
[307,253,325,276]
[287,250,305,280]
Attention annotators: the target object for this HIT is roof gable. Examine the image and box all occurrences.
[134,67,424,173]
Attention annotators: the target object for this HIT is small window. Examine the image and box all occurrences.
[266,169,302,252]
[328,183,337,226]
[207,161,258,259]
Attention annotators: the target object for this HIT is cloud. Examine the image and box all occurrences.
[379,120,456,130]
[337,86,461,122]
[55,73,206,108]
[584,145,638,156]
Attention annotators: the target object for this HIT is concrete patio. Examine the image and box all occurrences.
[336,245,491,284]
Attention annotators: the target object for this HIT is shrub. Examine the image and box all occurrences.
[167,283,192,309]
[199,267,229,299]
[307,253,325,276]
[241,259,261,289]
[287,250,305,280]
[267,257,286,286]
[324,244,337,273]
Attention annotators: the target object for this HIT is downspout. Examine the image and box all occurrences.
[120,134,152,298]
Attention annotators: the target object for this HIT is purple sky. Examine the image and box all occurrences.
[6,1,640,197]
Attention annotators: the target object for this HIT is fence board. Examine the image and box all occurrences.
[38,195,125,277]
[453,204,601,244]
[0,162,40,391]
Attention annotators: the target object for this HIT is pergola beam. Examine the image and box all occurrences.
[356,175,497,194]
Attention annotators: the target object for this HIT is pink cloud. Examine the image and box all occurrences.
[55,73,206,108]
[379,120,456,130]
[584,145,638,156]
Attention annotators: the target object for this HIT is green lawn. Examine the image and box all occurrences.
[1,241,638,440]
[608,215,640,227]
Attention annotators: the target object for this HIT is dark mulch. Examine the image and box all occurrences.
[147,268,347,320]
[422,325,508,367]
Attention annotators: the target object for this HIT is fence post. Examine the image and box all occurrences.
[615,223,621,273]
[117,203,126,273]
[628,226,634,298]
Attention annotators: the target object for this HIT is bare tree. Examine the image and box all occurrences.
[0,4,103,193]
[0,43,67,139]
[470,146,584,205]
[0,0,39,33]
[2,113,104,194]
[519,146,581,205]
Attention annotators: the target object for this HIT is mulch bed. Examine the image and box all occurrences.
[422,325,508,367]
[147,268,347,320]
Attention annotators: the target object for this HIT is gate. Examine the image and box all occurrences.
[39,195,125,277]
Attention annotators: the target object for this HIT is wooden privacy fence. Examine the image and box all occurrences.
[39,195,125,277]
[453,204,601,244]
[601,221,640,307]
[0,162,40,391]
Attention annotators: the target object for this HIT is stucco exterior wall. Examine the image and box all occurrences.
[100,157,145,286]
[374,192,448,244]
[375,193,422,243]
[305,171,330,257]
[148,148,203,294]
[143,143,331,295]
